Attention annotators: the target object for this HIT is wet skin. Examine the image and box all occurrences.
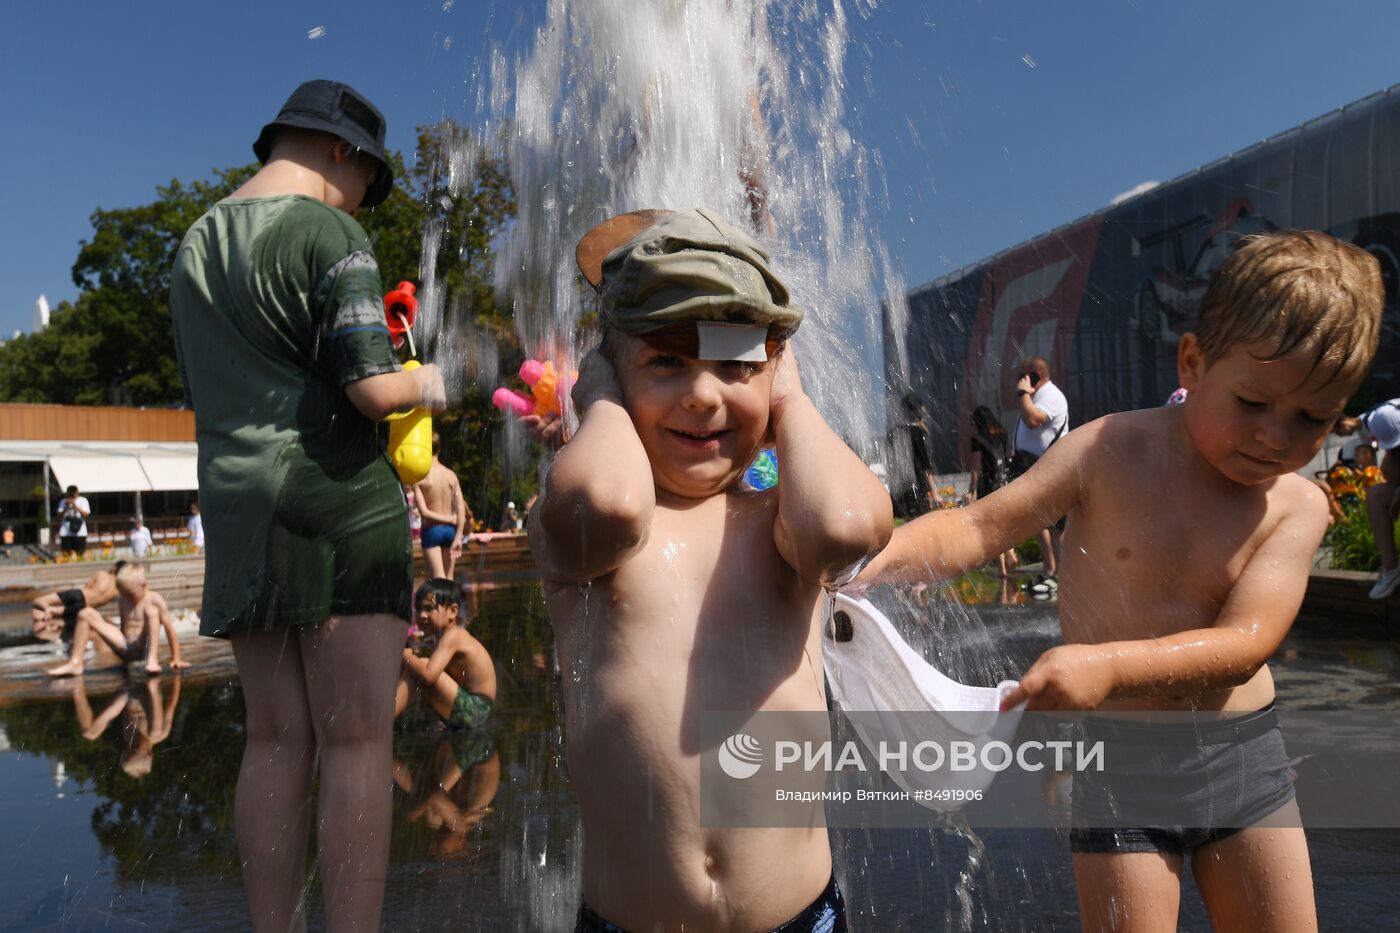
[533,337,890,930]
[865,336,1352,713]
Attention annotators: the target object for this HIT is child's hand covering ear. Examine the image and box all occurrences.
[571,347,624,414]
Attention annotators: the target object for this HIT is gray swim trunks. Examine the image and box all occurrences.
[1069,704,1297,854]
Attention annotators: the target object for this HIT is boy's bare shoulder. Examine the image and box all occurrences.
[1083,406,1172,447]
[439,625,478,655]
[1268,471,1330,525]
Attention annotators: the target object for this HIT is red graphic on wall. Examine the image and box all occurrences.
[958,217,1104,456]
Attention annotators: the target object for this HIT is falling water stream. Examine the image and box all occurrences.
[3,3,1399,931]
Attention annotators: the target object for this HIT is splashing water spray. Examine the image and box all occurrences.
[478,0,904,458]
[420,0,1006,925]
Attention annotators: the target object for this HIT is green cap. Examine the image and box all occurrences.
[577,208,803,359]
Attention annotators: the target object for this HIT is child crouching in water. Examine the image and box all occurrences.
[397,578,495,729]
[858,230,1382,932]
[532,208,892,932]
[47,563,188,676]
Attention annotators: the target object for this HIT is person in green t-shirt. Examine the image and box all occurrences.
[170,79,446,933]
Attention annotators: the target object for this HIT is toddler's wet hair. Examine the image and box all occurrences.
[415,577,463,610]
[116,563,146,592]
[1196,229,1383,385]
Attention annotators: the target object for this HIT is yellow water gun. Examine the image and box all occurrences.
[383,282,432,485]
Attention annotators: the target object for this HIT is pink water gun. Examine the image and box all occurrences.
[493,360,572,419]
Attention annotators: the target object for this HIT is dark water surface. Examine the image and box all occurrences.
[1,585,1397,931]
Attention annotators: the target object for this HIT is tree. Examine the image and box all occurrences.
[0,167,256,405]
[0,123,537,521]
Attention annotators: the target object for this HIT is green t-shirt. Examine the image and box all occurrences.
[171,195,410,635]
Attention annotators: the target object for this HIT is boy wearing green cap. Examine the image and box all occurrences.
[532,208,892,932]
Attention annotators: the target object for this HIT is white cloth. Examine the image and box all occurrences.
[187,513,204,548]
[823,594,1025,811]
[1014,381,1068,457]
[1362,399,1400,450]
[130,526,153,557]
[59,496,91,538]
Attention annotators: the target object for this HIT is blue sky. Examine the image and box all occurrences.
[3,1,1400,337]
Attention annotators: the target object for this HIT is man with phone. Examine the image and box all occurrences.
[1011,356,1069,591]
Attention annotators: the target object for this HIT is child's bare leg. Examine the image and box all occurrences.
[395,672,414,716]
[47,615,90,676]
[32,595,60,638]
[1038,526,1059,576]
[299,613,404,933]
[424,671,461,722]
[1367,479,1397,570]
[1193,807,1317,933]
[47,609,120,676]
[423,545,446,579]
[443,545,457,580]
[231,628,315,933]
[1073,851,1183,933]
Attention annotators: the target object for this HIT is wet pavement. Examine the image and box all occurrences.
[0,584,1397,930]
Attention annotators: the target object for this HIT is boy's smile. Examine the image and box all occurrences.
[613,335,773,499]
[1178,334,1355,486]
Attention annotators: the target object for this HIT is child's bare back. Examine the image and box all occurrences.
[414,460,462,528]
[429,624,494,699]
[413,434,468,578]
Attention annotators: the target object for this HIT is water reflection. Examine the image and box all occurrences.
[1,585,1398,928]
[393,726,500,862]
[72,676,181,779]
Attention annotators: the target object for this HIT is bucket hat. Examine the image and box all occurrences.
[576,208,802,361]
[252,79,394,208]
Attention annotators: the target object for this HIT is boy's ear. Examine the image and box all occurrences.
[329,139,355,164]
[1178,332,1206,391]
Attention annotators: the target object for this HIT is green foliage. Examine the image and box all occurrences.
[0,167,256,405]
[1325,497,1382,572]
[0,121,541,521]
[376,121,526,520]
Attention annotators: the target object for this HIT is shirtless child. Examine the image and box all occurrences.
[47,563,189,676]
[859,230,1383,933]
[396,577,496,729]
[32,561,124,642]
[413,432,470,579]
[532,209,891,931]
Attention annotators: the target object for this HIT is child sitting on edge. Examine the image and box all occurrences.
[531,208,892,932]
[858,230,1383,933]
[396,578,496,730]
[48,563,189,676]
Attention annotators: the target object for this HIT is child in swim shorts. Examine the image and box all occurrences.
[396,578,495,730]
[532,208,892,932]
[859,229,1383,931]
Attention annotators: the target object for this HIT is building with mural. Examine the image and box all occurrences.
[887,84,1400,492]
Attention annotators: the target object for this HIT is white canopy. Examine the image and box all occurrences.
[137,454,200,491]
[48,454,150,494]
[0,441,199,493]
